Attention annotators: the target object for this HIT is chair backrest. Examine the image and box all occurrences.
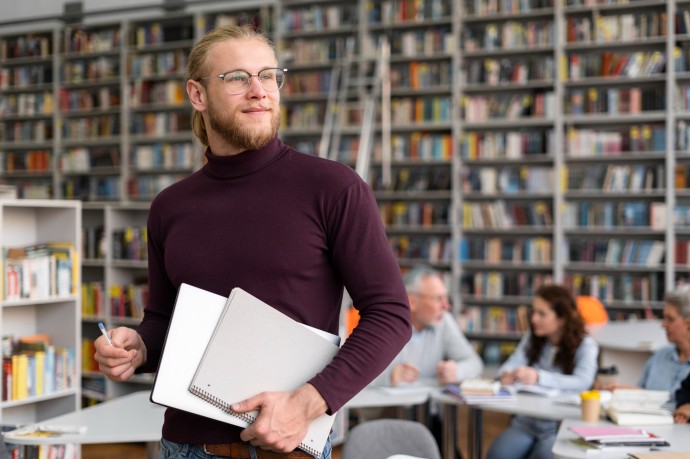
[577,295,609,325]
[341,419,442,459]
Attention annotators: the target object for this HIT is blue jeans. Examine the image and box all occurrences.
[158,437,332,459]
[485,415,558,459]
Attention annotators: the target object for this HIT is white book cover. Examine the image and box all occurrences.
[151,284,339,458]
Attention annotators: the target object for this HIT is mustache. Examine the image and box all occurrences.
[241,104,273,111]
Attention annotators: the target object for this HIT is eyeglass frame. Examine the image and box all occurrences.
[196,68,288,95]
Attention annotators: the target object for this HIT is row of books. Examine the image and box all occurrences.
[129,50,188,78]
[1,119,52,143]
[370,167,451,192]
[0,151,52,173]
[567,51,666,80]
[388,235,452,263]
[366,0,451,24]
[565,272,663,304]
[0,35,51,60]
[566,86,665,115]
[132,22,194,48]
[126,175,185,201]
[61,57,119,84]
[0,92,53,117]
[63,28,121,54]
[463,92,555,121]
[62,115,120,140]
[283,69,332,97]
[460,305,530,334]
[60,147,120,173]
[391,61,452,89]
[8,182,52,200]
[58,87,120,112]
[566,11,667,44]
[61,176,120,201]
[463,21,554,51]
[130,80,186,107]
[282,4,356,32]
[566,125,666,156]
[465,56,554,86]
[81,282,104,318]
[460,236,553,263]
[130,112,191,137]
[461,130,553,160]
[462,201,554,229]
[471,340,518,366]
[464,0,553,16]
[461,271,554,298]
[566,164,663,192]
[281,36,349,65]
[4,242,77,301]
[132,142,195,171]
[110,282,149,319]
[391,96,451,123]
[462,166,553,193]
[378,201,450,227]
[368,29,454,58]
[5,442,77,459]
[563,201,666,229]
[2,334,76,402]
[389,132,452,161]
[111,226,147,262]
[674,240,690,266]
[0,65,53,89]
[567,239,665,267]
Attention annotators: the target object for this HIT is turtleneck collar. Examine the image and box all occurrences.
[203,137,285,179]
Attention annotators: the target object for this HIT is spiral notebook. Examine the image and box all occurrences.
[187,286,341,458]
[150,284,339,458]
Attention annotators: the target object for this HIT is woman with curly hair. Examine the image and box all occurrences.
[485,285,599,459]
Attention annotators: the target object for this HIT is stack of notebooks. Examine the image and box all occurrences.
[150,283,341,458]
[444,378,517,404]
[569,425,670,454]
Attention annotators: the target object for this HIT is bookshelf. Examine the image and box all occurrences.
[0,199,81,426]
[4,0,690,370]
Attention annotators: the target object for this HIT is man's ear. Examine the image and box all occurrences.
[187,79,207,112]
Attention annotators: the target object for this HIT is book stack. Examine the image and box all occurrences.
[444,378,517,404]
[569,425,670,454]
[606,389,673,426]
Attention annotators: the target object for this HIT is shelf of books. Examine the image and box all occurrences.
[0,200,81,431]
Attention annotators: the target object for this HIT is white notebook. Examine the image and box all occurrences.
[150,284,339,458]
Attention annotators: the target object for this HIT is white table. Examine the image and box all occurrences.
[431,391,583,459]
[3,391,164,458]
[588,320,668,385]
[553,418,690,458]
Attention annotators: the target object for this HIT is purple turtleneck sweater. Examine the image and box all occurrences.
[136,137,411,445]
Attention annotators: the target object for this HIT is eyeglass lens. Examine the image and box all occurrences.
[223,69,285,94]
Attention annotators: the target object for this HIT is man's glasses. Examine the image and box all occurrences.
[197,68,287,95]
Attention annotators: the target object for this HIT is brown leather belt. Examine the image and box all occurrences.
[199,443,313,458]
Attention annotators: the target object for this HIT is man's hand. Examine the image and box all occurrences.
[436,360,457,384]
[233,383,327,453]
[390,363,420,387]
[675,403,690,424]
[93,327,147,382]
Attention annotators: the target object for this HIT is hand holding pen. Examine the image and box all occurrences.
[93,322,148,382]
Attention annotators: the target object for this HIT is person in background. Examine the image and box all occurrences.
[596,286,690,408]
[485,284,598,459]
[93,25,411,459]
[372,264,483,459]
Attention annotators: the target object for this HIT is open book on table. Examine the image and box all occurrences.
[569,425,670,454]
[150,283,340,459]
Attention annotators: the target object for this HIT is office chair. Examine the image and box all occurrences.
[342,419,442,459]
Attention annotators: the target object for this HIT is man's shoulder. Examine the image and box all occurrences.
[281,144,360,179]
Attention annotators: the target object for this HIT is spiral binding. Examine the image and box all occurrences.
[188,385,321,457]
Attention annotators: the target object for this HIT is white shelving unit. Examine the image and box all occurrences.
[0,199,81,425]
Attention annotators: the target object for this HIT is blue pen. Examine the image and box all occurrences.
[98,322,114,347]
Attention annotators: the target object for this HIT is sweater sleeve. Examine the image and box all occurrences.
[307,180,412,413]
[441,313,483,381]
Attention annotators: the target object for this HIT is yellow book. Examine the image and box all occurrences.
[15,353,29,400]
[35,350,45,396]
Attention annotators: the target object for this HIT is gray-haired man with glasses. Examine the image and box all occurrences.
[94,25,411,459]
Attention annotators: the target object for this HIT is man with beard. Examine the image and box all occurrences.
[93,25,412,459]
